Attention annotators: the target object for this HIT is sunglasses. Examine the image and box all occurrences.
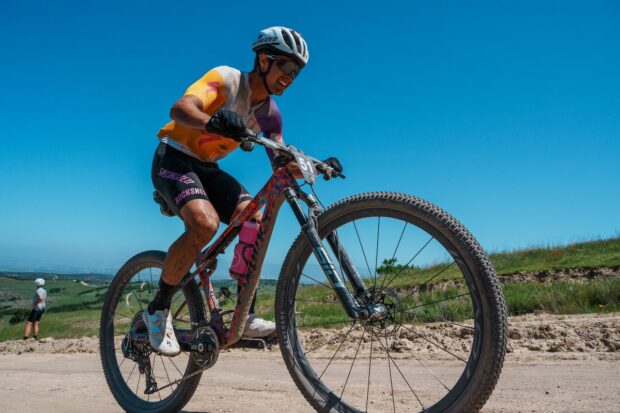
[267,55,302,79]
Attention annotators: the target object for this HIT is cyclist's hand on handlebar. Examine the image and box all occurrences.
[205,109,246,141]
[323,157,343,173]
[322,157,343,180]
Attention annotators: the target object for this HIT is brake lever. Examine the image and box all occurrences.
[318,164,346,180]
[322,172,346,181]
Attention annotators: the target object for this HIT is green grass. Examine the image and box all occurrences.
[287,237,620,327]
[489,237,620,274]
[289,277,620,328]
[0,309,102,341]
[504,277,620,316]
[0,278,107,341]
[370,236,620,289]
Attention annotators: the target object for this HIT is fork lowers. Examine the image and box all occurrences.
[284,187,365,320]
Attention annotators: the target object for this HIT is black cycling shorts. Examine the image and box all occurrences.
[28,309,45,322]
[152,143,252,225]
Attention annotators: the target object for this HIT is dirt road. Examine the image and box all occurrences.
[0,313,618,412]
[0,352,618,412]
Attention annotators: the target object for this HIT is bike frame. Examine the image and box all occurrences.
[178,164,372,348]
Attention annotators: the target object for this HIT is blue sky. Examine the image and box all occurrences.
[0,0,618,275]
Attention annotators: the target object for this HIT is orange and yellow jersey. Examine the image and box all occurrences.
[158,66,283,163]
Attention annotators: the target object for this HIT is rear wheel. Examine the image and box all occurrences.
[276,192,507,412]
[99,250,206,413]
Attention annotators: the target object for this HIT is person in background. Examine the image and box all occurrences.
[23,278,46,340]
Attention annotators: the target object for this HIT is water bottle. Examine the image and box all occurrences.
[229,220,260,282]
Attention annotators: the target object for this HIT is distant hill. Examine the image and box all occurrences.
[0,271,113,285]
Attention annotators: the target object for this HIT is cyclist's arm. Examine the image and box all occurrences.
[170,95,211,129]
[170,69,227,129]
[33,291,43,306]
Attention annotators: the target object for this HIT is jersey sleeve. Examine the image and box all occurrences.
[183,69,227,112]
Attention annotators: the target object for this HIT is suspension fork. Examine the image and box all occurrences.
[285,188,370,319]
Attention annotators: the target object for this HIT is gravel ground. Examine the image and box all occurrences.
[0,312,618,412]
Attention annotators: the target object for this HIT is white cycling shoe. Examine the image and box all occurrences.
[242,314,276,338]
[142,309,181,356]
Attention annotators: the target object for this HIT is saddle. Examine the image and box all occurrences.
[153,191,175,217]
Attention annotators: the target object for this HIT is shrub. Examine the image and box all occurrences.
[9,308,31,325]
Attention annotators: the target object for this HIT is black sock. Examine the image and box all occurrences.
[148,279,177,314]
[23,336,27,340]
[34,335,37,340]
[237,284,258,315]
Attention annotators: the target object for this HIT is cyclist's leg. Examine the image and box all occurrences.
[230,199,274,337]
[162,199,220,285]
[145,143,221,354]
[237,282,257,313]
[151,143,222,284]
[33,320,39,339]
[23,318,32,339]
[231,198,263,315]
[233,198,263,311]
[201,169,254,225]
[148,199,219,317]
[201,168,274,337]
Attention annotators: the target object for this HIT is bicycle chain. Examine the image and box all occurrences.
[148,363,211,394]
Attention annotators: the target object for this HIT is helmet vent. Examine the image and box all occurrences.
[290,30,302,53]
[281,29,295,50]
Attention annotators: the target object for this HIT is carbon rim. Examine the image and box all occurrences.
[281,206,486,412]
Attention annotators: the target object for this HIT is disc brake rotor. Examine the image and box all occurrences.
[364,287,403,337]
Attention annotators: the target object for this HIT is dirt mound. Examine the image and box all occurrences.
[1,313,617,360]
[499,265,620,284]
[505,312,619,353]
[0,336,99,355]
[299,312,619,360]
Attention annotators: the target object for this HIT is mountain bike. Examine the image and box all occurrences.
[99,133,508,412]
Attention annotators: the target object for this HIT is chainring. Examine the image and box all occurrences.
[190,325,219,369]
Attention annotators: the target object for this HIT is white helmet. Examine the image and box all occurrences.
[252,26,309,67]
[35,278,45,287]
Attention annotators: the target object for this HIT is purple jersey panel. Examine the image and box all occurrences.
[254,96,284,165]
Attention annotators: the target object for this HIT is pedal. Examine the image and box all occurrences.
[235,337,268,349]
[233,333,278,350]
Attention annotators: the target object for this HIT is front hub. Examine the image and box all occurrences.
[361,287,403,337]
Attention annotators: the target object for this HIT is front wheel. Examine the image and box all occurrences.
[276,192,507,413]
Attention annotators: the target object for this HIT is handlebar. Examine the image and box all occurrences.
[241,131,346,180]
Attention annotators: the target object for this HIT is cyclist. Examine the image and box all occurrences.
[144,26,342,355]
[23,278,46,340]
